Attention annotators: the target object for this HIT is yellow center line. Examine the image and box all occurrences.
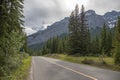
[42,57,98,80]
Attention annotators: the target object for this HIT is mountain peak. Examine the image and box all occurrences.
[104,10,119,17]
[86,10,96,16]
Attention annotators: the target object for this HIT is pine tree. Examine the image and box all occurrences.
[106,30,112,56]
[114,17,120,65]
[90,36,100,56]
[0,0,25,77]
[52,37,59,53]
[100,23,108,56]
[62,36,69,53]
[22,33,28,52]
[57,39,64,53]
[79,5,90,55]
[68,4,90,55]
[68,4,81,55]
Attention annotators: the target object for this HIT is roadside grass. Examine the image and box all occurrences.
[45,54,120,71]
[3,56,32,80]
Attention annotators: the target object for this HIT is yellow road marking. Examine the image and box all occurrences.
[42,57,98,80]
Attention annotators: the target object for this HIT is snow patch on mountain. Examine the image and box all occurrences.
[24,27,37,36]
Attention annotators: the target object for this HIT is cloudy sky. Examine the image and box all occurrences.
[24,0,120,30]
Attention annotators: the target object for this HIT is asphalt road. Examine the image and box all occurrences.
[31,56,120,80]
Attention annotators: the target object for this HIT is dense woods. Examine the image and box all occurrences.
[0,0,29,79]
[40,5,120,65]
[41,36,68,55]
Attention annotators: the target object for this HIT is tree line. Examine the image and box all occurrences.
[41,36,68,55]
[0,0,28,79]
[41,5,120,65]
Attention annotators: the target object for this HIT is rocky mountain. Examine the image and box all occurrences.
[104,11,120,28]
[28,10,120,46]
[86,10,106,29]
[28,17,69,46]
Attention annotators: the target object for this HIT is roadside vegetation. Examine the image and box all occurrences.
[46,54,120,71]
[0,55,31,80]
[10,56,31,80]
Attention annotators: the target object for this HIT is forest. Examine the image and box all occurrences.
[40,5,120,65]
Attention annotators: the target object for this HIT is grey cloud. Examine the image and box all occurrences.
[86,0,120,14]
[24,0,69,28]
[24,0,120,29]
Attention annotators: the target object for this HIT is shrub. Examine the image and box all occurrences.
[0,53,30,80]
[81,58,95,65]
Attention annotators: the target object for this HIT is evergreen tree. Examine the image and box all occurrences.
[68,5,80,54]
[0,0,25,77]
[57,39,64,53]
[52,37,59,53]
[62,36,69,53]
[100,23,113,56]
[22,33,28,52]
[90,36,100,56]
[68,4,90,55]
[79,5,90,55]
[114,17,120,65]
[106,30,112,56]
[100,23,108,56]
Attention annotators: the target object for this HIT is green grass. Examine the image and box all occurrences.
[6,56,32,80]
[46,54,120,71]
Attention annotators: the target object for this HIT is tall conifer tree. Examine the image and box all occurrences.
[0,0,25,77]
[100,23,108,55]
[68,5,90,55]
[114,17,120,65]
[68,4,81,54]
[79,5,90,55]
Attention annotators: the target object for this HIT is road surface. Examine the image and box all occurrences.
[30,56,120,80]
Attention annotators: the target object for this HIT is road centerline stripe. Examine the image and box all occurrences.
[41,57,98,80]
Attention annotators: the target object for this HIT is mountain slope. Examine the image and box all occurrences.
[28,10,120,46]
[28,17,69,45]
